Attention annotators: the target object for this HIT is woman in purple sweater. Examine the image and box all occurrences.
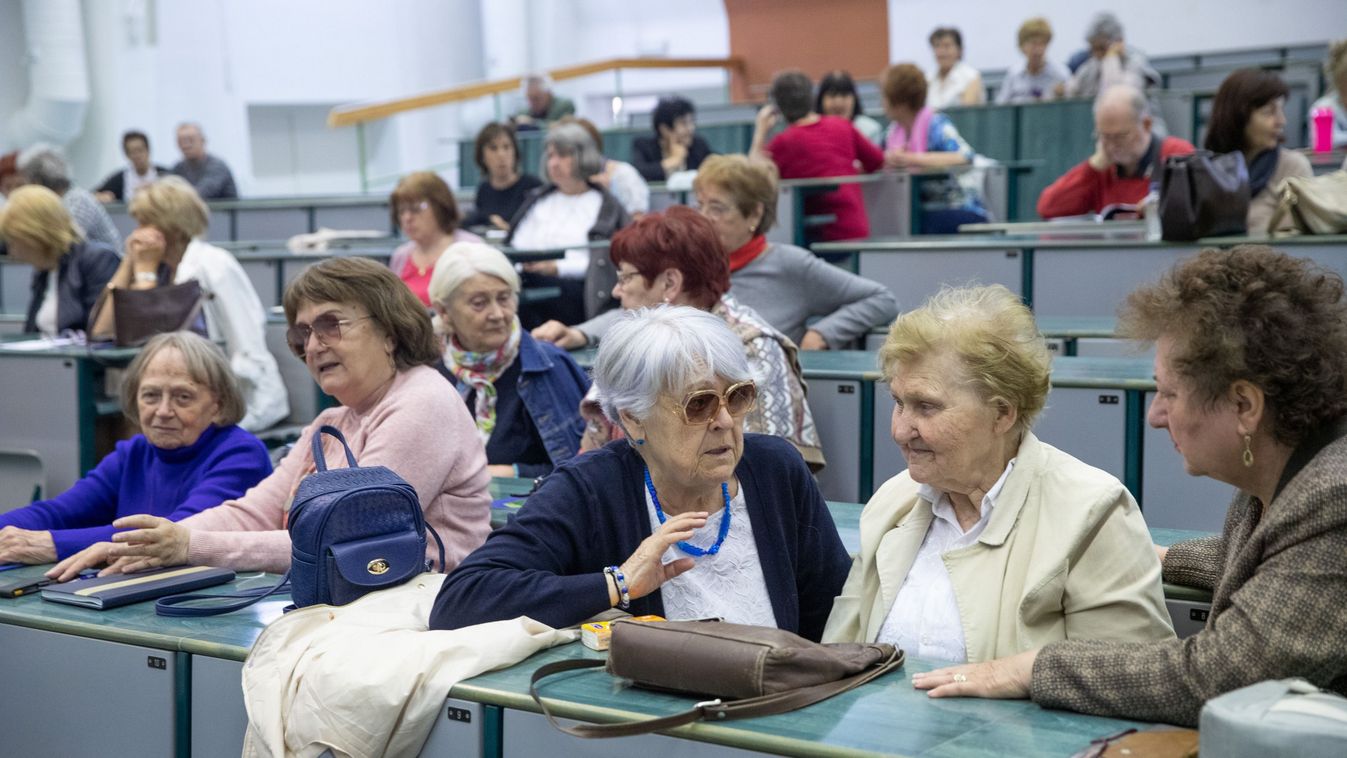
[0,331,271,565]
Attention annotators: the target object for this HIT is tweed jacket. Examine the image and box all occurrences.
[1033,421,1347,726]
[822,433,1173,660]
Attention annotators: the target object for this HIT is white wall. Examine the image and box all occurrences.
[0,0,1340,197]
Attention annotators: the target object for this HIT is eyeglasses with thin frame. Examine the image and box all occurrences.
[674,381,758,425]
[396,200,431,216]
[615,269,643,288]
[286,314,373,357]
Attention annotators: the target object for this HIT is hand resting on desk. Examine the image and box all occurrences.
[46,514,194,581]
[0,526,57,565]
[47,541,114,582]
[912,648,1039,700]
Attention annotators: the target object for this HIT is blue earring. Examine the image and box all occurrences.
[635,439,645,446]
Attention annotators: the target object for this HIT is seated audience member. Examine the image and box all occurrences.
[512,74,576,129]
[536,155,898,351]
[429,306,849,639]
[171,122,238,200]
[0,185,119,336]
[880,64,989,232]
[429,242,588,478]
[53,258,493,579]
[995,17,1070,104]
[567,208,825,468]
[824,284,1173,658]
[1065,12,1159,100]
[95,130,171,203]
[1,332,270,564]
[1037,85,1194,219]
[387,171,482,306]
[911,246,1347,727]
[1206,69,1313,235]
[631,96,716,181]
[569,117,650,218]
[817,71,885,145]
[927,27,985,108]
[0,150,22,198]
[1309,39,1347,149]
[507,122,630,327]
[90,177,288,431]
[751,69,884,242]
[18,144,122,251]
[461,122,543,232]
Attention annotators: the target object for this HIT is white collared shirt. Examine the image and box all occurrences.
[124,165,159,199]
[876,458,1017,661]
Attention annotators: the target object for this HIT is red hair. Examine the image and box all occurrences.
[609,206,730,309]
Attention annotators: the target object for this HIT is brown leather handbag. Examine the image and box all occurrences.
[1159,150,1251,241]
[90,279,209,346]
[529,619,904,738]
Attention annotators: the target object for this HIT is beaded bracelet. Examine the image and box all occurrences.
[604,565,630,609]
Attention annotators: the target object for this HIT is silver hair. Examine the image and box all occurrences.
[120,331,246,428]
[521,73,554,94]
[542,122,604,180]
[1094,83,1150,122]
[593,305,752,426]
[17,143,71,193]
[1085,12,1123,43]
[427,241,521,306]
[176,122,205,138]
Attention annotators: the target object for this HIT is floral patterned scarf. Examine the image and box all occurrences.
[444,316,522,444]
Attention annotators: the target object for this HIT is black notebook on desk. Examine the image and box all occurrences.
[41,565,235,610]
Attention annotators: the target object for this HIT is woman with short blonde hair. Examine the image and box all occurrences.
[825,284,1172,663]
[0,185,119,335]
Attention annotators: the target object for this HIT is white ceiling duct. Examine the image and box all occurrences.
[6,0,90,147]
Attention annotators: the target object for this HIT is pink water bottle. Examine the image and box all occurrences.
[1312,106,1333,153]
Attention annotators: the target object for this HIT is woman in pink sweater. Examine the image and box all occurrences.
[51,257,493,578]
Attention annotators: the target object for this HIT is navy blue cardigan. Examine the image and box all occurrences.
[430,434,850,641]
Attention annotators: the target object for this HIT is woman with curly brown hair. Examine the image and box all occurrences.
[907,245,1347,727]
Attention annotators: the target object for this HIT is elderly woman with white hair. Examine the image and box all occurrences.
[506,121,630,328]
[824,284,1173,660]
[429,241,589,478]
[430,306,850,640]
[18,143,122,251]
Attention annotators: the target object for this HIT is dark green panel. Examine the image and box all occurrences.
[944,103,1018,162]
[1015,98,1096,220]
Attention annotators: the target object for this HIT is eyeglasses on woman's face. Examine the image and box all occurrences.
[397,200,431,217]
[674,381,758,425]
[286,314,373,357]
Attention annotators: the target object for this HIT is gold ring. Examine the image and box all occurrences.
[953,673,968,683]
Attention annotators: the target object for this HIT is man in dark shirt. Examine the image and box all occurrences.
[171,122,238,199]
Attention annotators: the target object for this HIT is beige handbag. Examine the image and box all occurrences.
[1267,170,1347,236]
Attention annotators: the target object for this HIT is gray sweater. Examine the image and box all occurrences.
[577,241,898,348]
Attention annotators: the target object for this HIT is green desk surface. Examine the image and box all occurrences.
[0,336,142,361]
[452,641,1148,758]
[105,194,390,214]
[813,233,1347,253]
[959,220,1147,236]
[1034,316,1119,339]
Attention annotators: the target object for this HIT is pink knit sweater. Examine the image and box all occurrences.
[182,365,492,573]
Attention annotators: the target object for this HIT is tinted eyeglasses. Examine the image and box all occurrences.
[674,381,757,425]
[286,315,372,357]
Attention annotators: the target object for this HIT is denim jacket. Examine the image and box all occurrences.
[448,331,590,477]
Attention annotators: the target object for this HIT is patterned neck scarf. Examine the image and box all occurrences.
[445,316,523,444]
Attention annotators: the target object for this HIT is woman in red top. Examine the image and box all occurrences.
[751,70,884,242]
[387,171,482,306]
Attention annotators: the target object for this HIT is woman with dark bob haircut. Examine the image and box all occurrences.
[55,257,493,578]
[631,96,715,181]
[910,245,1347,727]
[461,122,543,233]
[387,170,482,306]
[1204,69,1312,235]
[816,71,883,144]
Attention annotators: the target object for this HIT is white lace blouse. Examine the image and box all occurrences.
[646,485,777,627]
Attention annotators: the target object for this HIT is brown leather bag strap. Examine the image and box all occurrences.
[529,648,905,739]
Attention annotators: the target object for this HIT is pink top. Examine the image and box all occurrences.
[182,365,493,573]
[389,229,484,306]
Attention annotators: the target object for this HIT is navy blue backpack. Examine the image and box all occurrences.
[157,425,445,616]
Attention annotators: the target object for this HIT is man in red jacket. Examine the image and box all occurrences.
[1037,84,1193,218]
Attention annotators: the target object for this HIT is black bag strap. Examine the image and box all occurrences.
[311,425,358,471]
[529,647,904,739]
[155,572,291,617]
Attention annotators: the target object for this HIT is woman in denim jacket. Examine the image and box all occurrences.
[431,241,589,478]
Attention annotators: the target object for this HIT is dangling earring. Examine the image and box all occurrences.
[1242,434,1254,468]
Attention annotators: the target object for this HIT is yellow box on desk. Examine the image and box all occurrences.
[581,615,665,651]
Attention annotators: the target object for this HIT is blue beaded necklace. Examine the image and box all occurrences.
[643,466,732,556]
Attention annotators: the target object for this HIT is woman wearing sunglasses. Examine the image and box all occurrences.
[52,257,493,578]
[430,306,850,640]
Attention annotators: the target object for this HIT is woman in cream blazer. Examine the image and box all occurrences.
[823,285,1174,661]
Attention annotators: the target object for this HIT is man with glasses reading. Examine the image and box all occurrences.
[1036,84,1193,219]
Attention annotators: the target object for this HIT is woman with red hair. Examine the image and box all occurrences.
[575,206,824,470]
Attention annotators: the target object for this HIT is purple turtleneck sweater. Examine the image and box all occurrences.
[0,424,271,559]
